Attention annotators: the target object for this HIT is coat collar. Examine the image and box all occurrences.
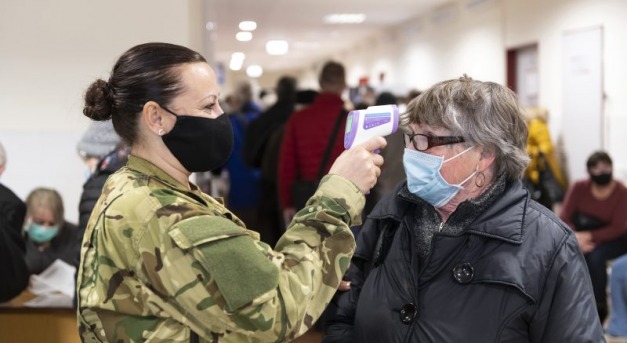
[369,180,529,244]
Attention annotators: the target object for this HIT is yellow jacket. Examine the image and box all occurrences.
[525,114,566,189]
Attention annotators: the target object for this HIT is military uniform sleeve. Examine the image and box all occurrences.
[139,174,362,342]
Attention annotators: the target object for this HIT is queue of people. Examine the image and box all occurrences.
[0,40,622,342]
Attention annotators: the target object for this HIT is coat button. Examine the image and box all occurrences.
[400,303,417,324]
[452,262,474,284]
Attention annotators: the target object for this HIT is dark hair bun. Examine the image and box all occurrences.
[83,79,114,121]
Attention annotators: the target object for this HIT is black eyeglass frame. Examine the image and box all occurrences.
[404,133,466,151]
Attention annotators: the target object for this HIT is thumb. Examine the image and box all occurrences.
[357,136,387,152]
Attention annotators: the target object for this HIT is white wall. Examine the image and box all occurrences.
[332,0,627,183]
[340,1,505,96]
[504,0,627,182]
[0,0,203,223]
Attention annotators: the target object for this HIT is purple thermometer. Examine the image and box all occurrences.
[344,104,399,151]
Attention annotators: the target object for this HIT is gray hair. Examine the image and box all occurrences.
[400,75,529,180]
[0,141,6,169]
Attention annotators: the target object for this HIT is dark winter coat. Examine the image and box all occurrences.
[0,183,28,301]
[324,180,604,343]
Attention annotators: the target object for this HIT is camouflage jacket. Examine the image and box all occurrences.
[77,155,363,342]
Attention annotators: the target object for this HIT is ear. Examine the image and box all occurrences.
[476,146,496,173]
[0,166,4,175]
[141,101,165,136]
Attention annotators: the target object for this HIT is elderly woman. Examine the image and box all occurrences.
[324,75,603,342]
[24,187,79,274]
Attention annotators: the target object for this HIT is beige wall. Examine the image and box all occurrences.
[0,0,204,222]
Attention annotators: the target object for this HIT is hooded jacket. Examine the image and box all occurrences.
[325,180,603,343]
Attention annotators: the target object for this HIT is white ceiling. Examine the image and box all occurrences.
[205,0,451,73]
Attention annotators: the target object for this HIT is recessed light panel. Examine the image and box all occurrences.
[246,65,263,78]
[236,31,253,42]
[266,40,289,55]
[239,21,257,31]
[323,14,366,24]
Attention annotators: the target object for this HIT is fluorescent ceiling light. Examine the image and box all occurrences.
[239,21,257,31]
[229,52,245,71]
[323,13,366,24]
[266,40,289,55]
[236,31,253,42]
[246,65,263,78]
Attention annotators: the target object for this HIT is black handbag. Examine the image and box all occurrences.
[538,153,565,203]
[291,109,345,210]
[571,212,606,231]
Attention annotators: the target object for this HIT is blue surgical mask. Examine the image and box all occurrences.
[403,146,476,208]
[27,223,60,243]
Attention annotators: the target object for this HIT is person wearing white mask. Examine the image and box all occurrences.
[23,187,79,274]
[324,75,603,342]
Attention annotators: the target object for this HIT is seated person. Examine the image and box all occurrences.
[606,255,627,342]
[559,151,627,322]
[24,187,79,274]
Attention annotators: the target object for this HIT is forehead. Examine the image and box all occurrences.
[590,161,612,170]
[31,206,56,222]
[408,123,451,136]
[177,62,219,99]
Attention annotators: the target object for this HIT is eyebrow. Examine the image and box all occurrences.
[201,93,220,102]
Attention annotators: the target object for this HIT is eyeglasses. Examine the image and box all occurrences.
[404,133,465,151]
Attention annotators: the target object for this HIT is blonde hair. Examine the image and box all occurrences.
[524,106,549,122]
[26,188,65,225]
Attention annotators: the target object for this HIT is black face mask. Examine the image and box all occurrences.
[590,172,612,186]
[161,107,233,172]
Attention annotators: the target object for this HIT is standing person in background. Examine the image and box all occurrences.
[325,75,603,342]
[76,120,125,236]
[23,187,79,274]
[363,91,406,218]
[523,106,567,211]
[559,151,627,323]
[224,80,262,226]
[0,141,29,301]
[77,121,122,180]
[243,76,297,246]
[279,61,347,224]
[76,42,386,342]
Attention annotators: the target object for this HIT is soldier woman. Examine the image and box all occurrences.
[76,42,385,342]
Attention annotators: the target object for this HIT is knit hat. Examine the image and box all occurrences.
[77,121,121,158]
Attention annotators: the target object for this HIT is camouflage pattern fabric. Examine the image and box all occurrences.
[77,155,363,342]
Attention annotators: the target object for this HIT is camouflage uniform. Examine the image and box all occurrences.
[77,155,363,342]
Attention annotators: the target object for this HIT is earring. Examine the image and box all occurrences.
[475,171,486,188]
[158,128,164,136]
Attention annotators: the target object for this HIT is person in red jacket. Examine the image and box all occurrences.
[559,150,627,323]
[278,61,347,224]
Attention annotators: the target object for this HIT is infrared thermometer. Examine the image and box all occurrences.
[344,104,399,150]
